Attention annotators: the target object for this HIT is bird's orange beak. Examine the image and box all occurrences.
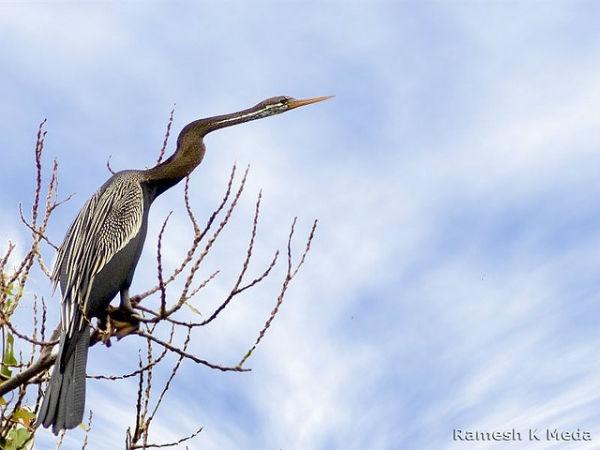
[287,95,334,109]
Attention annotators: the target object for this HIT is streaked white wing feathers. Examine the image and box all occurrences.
[52,175,144,336]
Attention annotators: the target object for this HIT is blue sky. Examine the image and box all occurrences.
[2,1,600,449]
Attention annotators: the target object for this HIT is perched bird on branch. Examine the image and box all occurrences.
[36,95,332,434]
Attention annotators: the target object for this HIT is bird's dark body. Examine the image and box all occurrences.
[36,94,331,435]
[68,173,157,317]
[61,175,151,317]
[38,171,158,433]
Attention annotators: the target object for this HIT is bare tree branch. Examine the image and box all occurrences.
[156,107,175,165]
[106,155,116,175]
[157,212,172,317]
[0,308,58,347]
[146,329,190,428]
[129,426,203,449]
[0,325,60,397]
[80,411,93,450]
[131,164,237,304]
[2,115,319,450]
[135,329,250,373]
[238,218,318,368]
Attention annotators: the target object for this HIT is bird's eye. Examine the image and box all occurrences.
[259,96,291,110]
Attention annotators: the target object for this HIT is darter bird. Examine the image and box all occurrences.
[37,95,332,434]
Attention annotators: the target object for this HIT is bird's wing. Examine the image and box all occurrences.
[52,174,144,337]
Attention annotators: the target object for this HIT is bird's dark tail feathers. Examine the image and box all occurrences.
[36,326,90,435]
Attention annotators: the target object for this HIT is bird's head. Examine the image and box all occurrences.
[254,95,334,117]
[175,94,333,144]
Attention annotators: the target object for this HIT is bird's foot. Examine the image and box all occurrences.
[98,317,113,347]
[119,288,141,321]
[107,305,141,340]
[119,301,140,318]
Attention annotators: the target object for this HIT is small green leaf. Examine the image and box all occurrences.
[11,408,36,421]
[4,332,18,364]
[3,296,13,314]
[184,301,203,316]
[0,397,7,406]
[6,427,31,450]
[5,333,17,361]
[2,332,18,379]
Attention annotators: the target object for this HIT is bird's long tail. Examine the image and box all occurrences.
[37,326,90,435]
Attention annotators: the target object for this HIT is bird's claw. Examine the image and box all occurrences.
[99,319,113,347]
[106,305,141,340]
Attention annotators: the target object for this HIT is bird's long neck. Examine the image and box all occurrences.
[142,104,273,192]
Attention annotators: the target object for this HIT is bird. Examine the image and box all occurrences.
[36,95,332,434]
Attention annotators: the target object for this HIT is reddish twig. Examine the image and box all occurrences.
[106,155,116,174]
[184,176,199,235]
[135,329,250,372]
[157,212,172,317]
[146,329,191,428]
[238,218,318,368]
[179,166,250,304]
[156,107,175,165]
[131,165,237,304]
[129,426,203,449]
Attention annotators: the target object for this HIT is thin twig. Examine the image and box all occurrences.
[41,296,48,343]
[18,204,59,252]
[0,324,59,397]
[184,176,199,235]
[0,242,15,274]
[291,219,318,278]
[141,333,154,448]
[106,155,116,175]
[138,270,220,325]
[156,107,175,164]
[81,411,93,450]
[129,427,203,449]
[55,430,65,450]
[131,165,237,304]
[193,189,262,327]
[0,309,58,347]
[31,295,39,362]
[32,119,47,230]
[233,250,279,297]
[157,212,172,317]
[179,166,250,303]
[146,329,191,427]
[87,347,167,381]
[237,218,318,368]
[135,354,145,441]
[183,269,220,303]
[136,330,250,372]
